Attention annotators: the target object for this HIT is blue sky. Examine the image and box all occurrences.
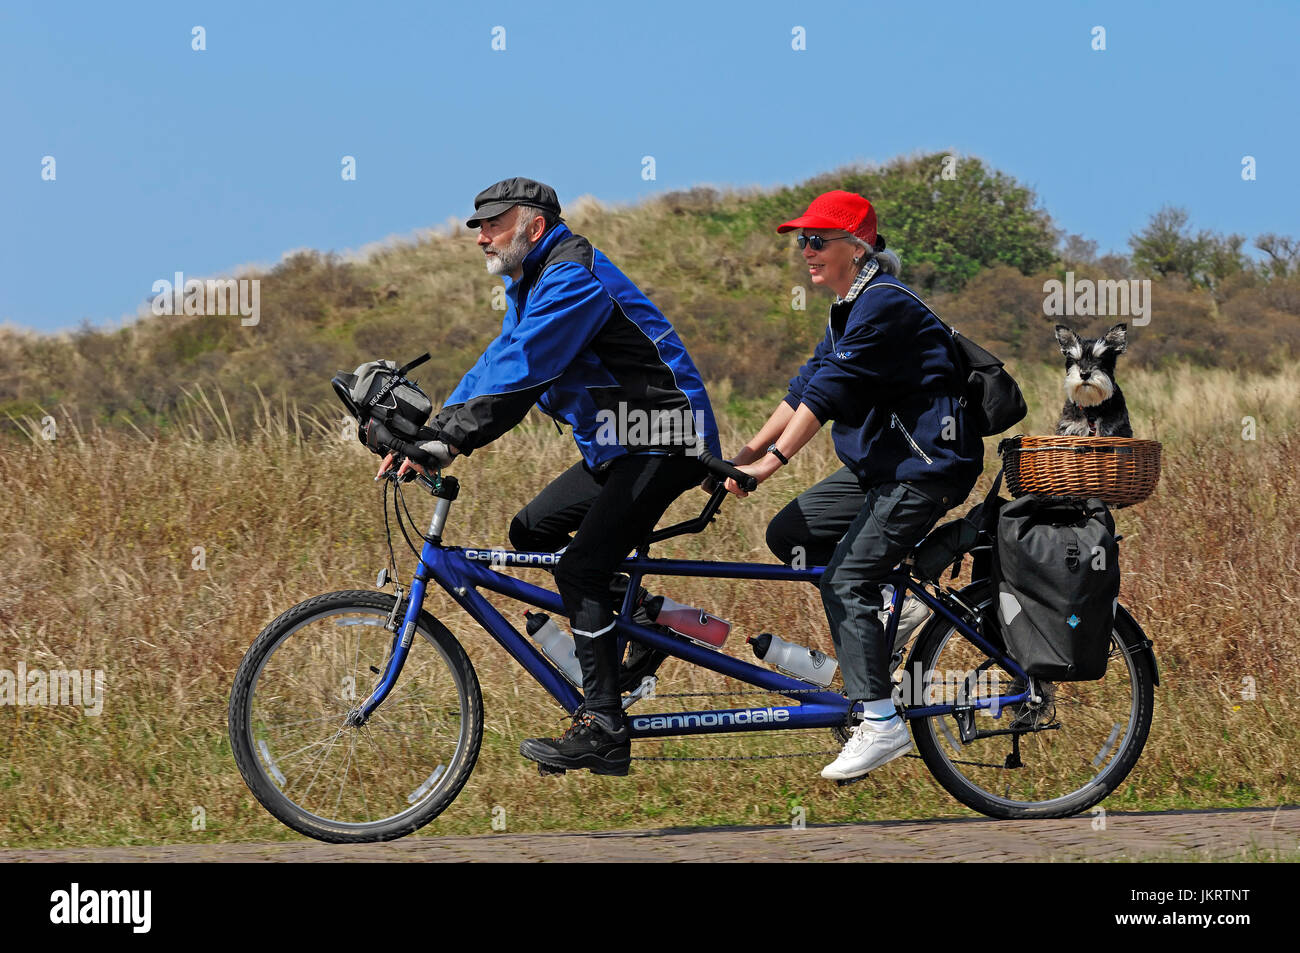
[2,0,1296,333]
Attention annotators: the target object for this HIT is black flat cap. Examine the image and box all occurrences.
[466,177,562,227]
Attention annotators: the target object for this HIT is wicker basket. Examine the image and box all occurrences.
[1001,435,1162,507]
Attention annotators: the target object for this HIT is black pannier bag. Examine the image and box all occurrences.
[992,494,1120,681]
[332,353,433,440]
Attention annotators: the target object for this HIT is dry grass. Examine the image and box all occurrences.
[1,365,1297,847]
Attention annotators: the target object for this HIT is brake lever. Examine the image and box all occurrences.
[375,459,417,484]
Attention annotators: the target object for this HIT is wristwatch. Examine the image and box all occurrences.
[766,443,790,465]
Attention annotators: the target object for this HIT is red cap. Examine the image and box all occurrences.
[776,190,877,245]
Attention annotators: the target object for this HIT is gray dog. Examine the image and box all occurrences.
[1054,323,1133,437]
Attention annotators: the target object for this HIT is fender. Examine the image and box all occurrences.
[1116,603,1160,686]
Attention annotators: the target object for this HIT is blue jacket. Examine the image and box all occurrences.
[786,272,983,491]
[433,223,721,468]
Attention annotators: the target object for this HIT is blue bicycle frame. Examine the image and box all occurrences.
[359,475,1032,738]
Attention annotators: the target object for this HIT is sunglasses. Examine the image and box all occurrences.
[795,234,852,251]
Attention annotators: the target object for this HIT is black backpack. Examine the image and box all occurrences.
[859,283,1027,436]
[992,493,1120,681]
[945,328,1027,437]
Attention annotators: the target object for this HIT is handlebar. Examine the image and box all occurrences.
[696,449,757,493]
[379,452,747,550]
[377,446,756,494]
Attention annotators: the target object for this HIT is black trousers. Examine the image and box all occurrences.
[510,453,705,716]
[765,466,871,567]
[765,466,970,701]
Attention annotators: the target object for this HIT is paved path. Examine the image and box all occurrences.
[4,807,1297,862]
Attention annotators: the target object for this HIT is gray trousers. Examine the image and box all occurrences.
[767,467,968,702]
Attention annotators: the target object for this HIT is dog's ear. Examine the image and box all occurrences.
[1055,324,1080,357]
[1103,323,1128,354]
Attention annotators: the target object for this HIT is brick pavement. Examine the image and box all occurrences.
[2,806,1296,862]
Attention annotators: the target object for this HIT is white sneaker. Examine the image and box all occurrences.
[820,717,912,781]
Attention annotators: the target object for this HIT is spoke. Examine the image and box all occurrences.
[370,708,439,739]
[271,734,350,770]
[351,618,366,689]
[334,729,359,820]
[265,713,350,730]
[335,728,361,816]
[355,752,371,824]
[368,697,452,713]
[290,728,344,796]
[299,727,347,806]
[1052,687,1133,718]
[365,724,425,736]
[360,724,393,766]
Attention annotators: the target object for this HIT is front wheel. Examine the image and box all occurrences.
[228,590,483,843]
[908,581,1154,819]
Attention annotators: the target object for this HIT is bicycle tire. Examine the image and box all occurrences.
[908,581,1154,819]
[228,589,483,843]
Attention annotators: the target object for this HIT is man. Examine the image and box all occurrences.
[372,177,720,776]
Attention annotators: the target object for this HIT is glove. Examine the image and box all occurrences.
[362,418,397,456]
[410,438,456,468]
[363,419,456,468]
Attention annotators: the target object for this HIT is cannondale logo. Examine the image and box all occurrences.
[463,549,562,566]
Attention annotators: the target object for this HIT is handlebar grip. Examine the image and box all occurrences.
[698,450,758,493]
[363,419,432,469]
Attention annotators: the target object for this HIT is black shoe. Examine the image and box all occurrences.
[618,590,671,693]
[619,638,670,693]
[519,710,631,776]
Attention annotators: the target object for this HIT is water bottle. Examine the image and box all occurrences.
[747,632,838,688]
[642,594,730,648]
[524,612,583,687]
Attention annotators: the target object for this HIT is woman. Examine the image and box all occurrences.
[724,190,983,781]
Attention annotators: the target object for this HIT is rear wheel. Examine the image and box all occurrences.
[229,590,483,843]
[908,582,1154,819]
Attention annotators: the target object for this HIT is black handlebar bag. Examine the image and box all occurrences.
[993,494,1119,681]
[332,353,433,440]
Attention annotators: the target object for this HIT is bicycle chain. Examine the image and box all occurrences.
[634,751,842,762]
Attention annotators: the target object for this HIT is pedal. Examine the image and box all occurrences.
[537,762,566,776]
[621,675,657,710]
[834,773,872,788]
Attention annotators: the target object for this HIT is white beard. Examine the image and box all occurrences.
[1063,366,1115,407]
[485,221,537,275]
